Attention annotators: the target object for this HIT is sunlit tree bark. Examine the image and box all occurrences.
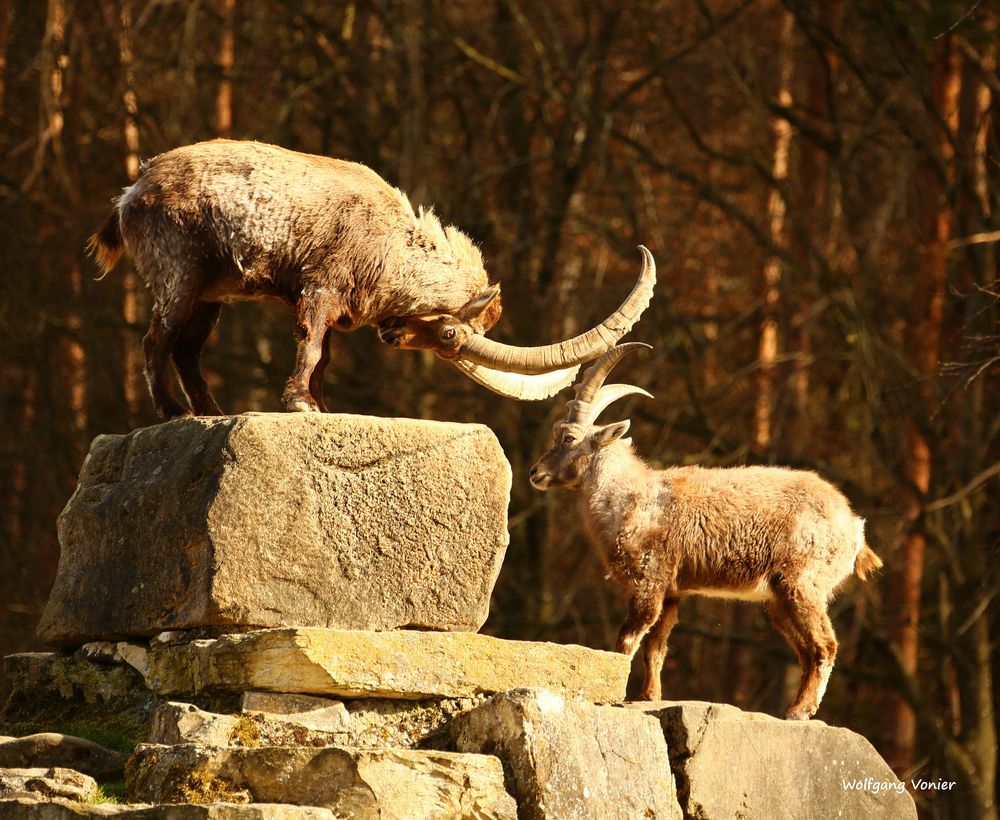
[731,7,795,708]
[109,0,142,422]
[215,0,235,138]
[885,32,961,777]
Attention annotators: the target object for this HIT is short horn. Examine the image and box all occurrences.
[457,246,656,374]
[451,359,581,400]
[566,342,652,425]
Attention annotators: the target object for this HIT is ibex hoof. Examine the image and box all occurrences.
[286,398,319,413]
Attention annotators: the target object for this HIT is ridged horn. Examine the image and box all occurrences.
[451,359,581,400]
[456,246,656,375]
[565,342,653,426]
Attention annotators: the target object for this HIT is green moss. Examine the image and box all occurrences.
[0,698,148,753]
[87,782,125,805]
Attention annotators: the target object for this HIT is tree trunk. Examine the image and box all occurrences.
[0,0,13,128]
[215,0,235,138]
[885,33,961,777]
[114,0,142,422]
[751,11,794,457]
[731,8,795,709]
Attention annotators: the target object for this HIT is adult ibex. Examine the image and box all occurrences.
[88,140,655,418]
[529,344,881,719]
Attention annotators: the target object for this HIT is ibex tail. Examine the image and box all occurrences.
[87,210,123,279]
[854,543,883,581]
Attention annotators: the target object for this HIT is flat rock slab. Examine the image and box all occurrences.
[126,744,516,819]
[143,628,629,703]
[0,767,98,802]
[149,697,490,751]
[38,413,512,645]
[239,693,349,734]
[450,689,682,819]
[0,798,335,818]
[629,700,917,819]
[0,735,129,781]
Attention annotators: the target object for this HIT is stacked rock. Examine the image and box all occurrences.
[0,414,914,819]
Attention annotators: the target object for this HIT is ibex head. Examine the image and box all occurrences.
[382,247,656,401]
[377,284,502,356]
[529,342,652,490]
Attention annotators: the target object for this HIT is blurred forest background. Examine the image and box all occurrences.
[0,1,997,817]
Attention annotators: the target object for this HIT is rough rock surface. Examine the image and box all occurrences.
[147,703,241,748]
[0,798,335,818]
[0,734,129,781]
[38,413,512,645]
[126,744,517,819]
[144,628,629,703]
[629,700,917,820]
[150,696,490,751]
[450,689,682,820]
[0,767,98,802]
[239,693,349,734]
[3,652,151,709]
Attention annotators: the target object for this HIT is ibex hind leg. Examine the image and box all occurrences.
[173,302,224,416]
[769,580,837,720]
[143,303,197,419]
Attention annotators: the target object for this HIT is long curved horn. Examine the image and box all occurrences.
[456,246,656,375]
[451,359,581,400]
[565,342,652,425]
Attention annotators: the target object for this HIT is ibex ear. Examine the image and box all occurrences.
[593,420,630,448]
[459,284,502,330]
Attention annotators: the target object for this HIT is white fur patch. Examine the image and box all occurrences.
[852,517,866,564]
[816,659,835,705]
[690,579,773,602]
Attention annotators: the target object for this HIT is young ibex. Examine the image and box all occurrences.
[88,140,656,417]
[529,344,881,719]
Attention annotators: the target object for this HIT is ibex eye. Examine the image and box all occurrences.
[562,434,576,445]
[441,327,457,340]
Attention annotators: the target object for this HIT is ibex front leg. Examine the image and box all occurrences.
[638,596,679,701]
[284,293,338,412]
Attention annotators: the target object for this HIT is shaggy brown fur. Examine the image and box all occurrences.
[531,401,881,720]
[88,140,501,417]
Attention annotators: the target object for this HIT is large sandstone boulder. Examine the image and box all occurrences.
[126,744,516,819]
[38,413,512,645]
[142,628,629,703]
[629,700,917,820]
[450,689,683,820]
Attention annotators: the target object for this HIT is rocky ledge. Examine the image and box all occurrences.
[1,628,916,819]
